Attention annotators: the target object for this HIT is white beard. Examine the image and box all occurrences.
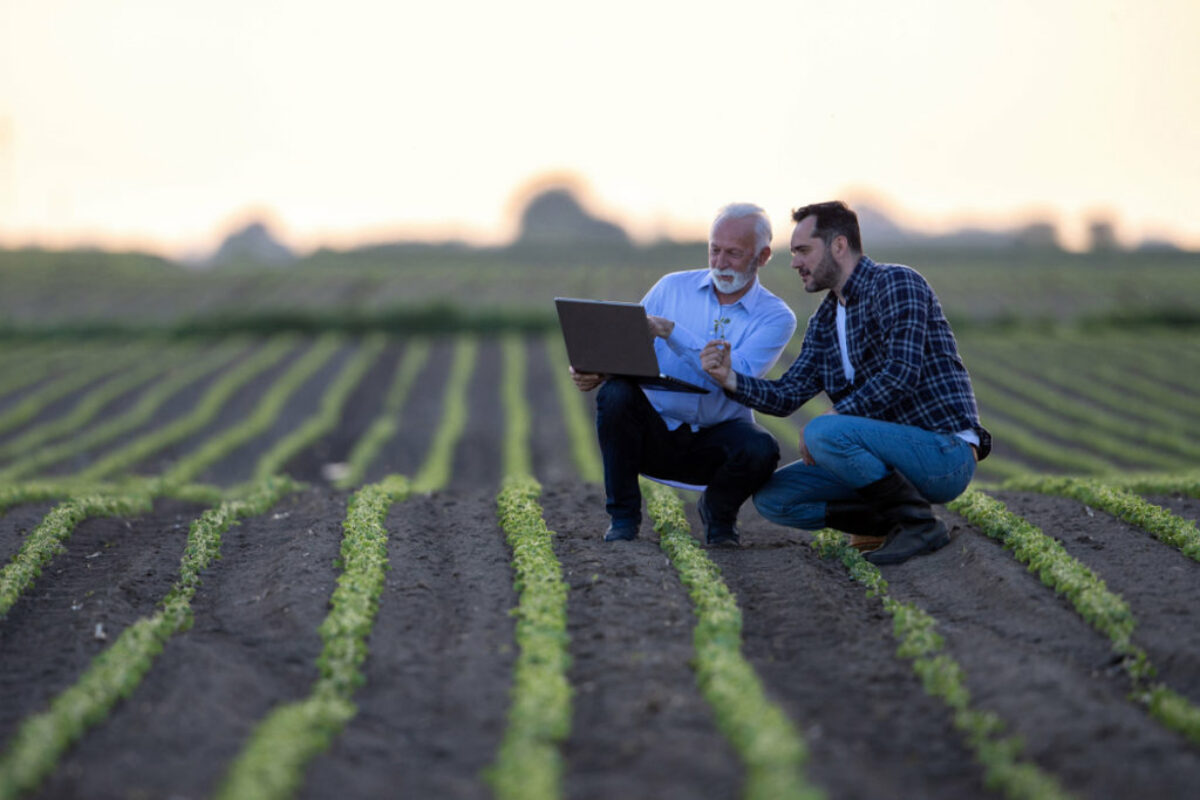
[710,266,755,294]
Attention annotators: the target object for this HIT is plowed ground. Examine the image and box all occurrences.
[2,337,1199,799]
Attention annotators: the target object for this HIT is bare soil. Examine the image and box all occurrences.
[2,336,1199,798]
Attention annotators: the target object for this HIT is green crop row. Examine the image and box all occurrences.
[162,335,343,486]
[216,474,408,800]
[501,335,532,478]
[1108,470,1200,498]
[1000,475,1200,562]
[970,372,1194,472]
[0,341,247,482]
[0,477,297,800]
[489,474,572,800]
[809,527,1074,800]
[0,485,155,618]
[75,337,298,483]
[251,334,385,482]
[489,333,572,800]
[409,337,477,493]
[969,411,1114,475]
[0,343,151,437]
[966,337,1200,445]
[948,489,1200,746]
[335,338,430,489]
[0,344,195,462]
[642,479,820,800]
[546,334,602,484]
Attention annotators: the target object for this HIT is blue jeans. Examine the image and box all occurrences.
[596,378,779,527]
[752,414,976,530]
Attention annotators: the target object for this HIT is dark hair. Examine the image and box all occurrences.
[791,201,863,254]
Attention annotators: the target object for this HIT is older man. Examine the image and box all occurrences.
[702,201,990,564]
[572,203,796,545]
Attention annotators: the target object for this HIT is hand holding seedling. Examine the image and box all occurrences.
[701,340,737,392]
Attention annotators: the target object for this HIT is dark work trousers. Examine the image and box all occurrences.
[595,378,780,527]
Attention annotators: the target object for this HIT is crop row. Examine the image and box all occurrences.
[0,337,487,796]
[1,329,1198,798]
[807,527,1072,800]
[949,490,1200,746]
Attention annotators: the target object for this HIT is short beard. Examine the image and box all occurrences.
[710,263,757,295]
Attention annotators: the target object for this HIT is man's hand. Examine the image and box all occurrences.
[647,315,675,339]
[701,339,737,392]
[570,366,605,392]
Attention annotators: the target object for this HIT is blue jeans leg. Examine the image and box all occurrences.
[753,414,976,530]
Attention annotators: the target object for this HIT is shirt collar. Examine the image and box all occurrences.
[839,255,877,305]
[697,268,765,312]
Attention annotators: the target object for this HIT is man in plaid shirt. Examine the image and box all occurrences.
[702,201,991,565]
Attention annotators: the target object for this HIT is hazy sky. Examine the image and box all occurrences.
[2,0,1198,255]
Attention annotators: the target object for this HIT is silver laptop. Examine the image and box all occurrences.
[555,298,709,394]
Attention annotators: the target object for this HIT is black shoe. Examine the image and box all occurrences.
[856,470,951,565]
[698,494,740,547]
[864,518,950,564]
[604,522,639,542]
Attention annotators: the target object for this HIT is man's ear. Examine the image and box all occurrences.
[756,246,772,267]
[831,235,850,261]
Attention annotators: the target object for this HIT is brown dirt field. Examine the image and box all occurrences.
[2,335,1199,798]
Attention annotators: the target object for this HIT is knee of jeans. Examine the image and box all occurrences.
[752,487,786,522]
[802,414,843,459]
[596,377,640,414]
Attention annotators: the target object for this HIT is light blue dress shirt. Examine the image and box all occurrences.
[639,269,796,431]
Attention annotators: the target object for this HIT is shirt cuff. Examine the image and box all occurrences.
[665,323,706,357]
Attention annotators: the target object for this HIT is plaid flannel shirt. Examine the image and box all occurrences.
[730,256,991,458]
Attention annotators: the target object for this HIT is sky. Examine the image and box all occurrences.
[2,0,1198,256]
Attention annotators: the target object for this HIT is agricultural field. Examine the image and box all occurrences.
[1,323,1198,800]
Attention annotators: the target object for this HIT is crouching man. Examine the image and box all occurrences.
[702,201,990,564]
[572,203,796,546]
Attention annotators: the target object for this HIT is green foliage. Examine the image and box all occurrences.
[0,343,151,437]
[501,334,532,478]
[163,335,341,486]
[1001,475,1200,562]
[545,332,603,484]
[217,475,406,800]
[75,337,297,482]
[0,346,187,461]
[489,475,572,800]
[488,337,572,800]
[0,488,155,618]
[410,337,477,493]
[809,526,1074,800]
[948,489,1200,744]
[253,335,385,481]
[0,341,246,482]
[0,477,297,800]
[643,479,821,800]
[335,338,430,489]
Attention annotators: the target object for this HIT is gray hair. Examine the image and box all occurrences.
[710,202,772,256]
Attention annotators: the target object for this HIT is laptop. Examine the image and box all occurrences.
[555,297,710,394]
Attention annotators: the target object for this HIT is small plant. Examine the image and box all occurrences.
[712,316,731,341]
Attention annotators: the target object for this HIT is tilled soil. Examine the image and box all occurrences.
[2,336,1199,798]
